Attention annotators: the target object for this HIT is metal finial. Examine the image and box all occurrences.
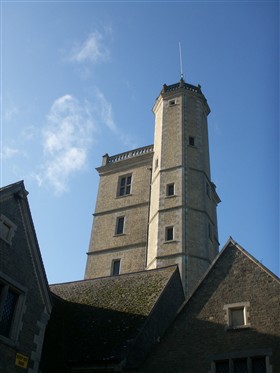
[179,42,184,80]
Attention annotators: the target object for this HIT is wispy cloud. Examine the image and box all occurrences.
[94,89,117,132]
[35,95,95,195]
[69,31,110,64]
[93,88,136,149]
[1,146,20,160]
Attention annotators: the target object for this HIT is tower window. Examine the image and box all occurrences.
[112,259,121,276]
[115,217,125,235]
[189,136,195,146]
[117,174,132,196]
[155,158,159,170]
[166,183,175,196]
[169,99,176,106]
[165,227,174,241]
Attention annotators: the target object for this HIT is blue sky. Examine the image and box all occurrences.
[1,1,279,283]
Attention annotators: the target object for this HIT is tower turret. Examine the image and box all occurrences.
[146,79,220,295]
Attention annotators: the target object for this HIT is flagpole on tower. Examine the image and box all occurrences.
[179,42,184,80]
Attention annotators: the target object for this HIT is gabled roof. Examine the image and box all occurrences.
[0,180,52,314]
[41,265,183,371]
[181,236,279,309]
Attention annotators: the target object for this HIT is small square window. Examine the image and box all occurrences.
[165,227,174,241]
[112,259,120,276]
[117,175,132,197]
[189,136,195,146]
[231,308,245,328]
[116,217,125,235]
[224,302,250,330]
[169,99,176,106]
[166,183,175,196]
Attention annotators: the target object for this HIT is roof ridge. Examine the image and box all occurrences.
[50,264,179,287]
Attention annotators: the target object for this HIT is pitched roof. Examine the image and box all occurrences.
[0,180,52,314]
[180,236,279,309]
[51,265,177,316]
[41,265,181,371]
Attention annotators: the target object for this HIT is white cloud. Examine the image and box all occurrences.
[94,89,117,132]
[35,88,136,195]
[1,146,20,159]
[69,31,109,64]
[36,94,95,195]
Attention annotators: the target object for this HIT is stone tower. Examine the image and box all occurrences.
[85,78,220,296]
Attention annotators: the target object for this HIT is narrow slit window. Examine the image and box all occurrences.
[166,227,174,241]
[112,260,121,276]
[166,183,175,196]
[116,217,125,235]
[189,136,195,146]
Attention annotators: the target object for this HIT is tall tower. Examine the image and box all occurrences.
[146,79,220,295]
[85,78,220,296]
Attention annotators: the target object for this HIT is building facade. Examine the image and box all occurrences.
[0,182,52,373]
[141,239,280,373]
[85,79,220,295]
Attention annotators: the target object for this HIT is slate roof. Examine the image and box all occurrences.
[41,265,182,372]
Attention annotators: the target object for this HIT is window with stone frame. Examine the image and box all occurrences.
[223,302,251,330]
[165,226,174,241]
[213,356,267,373]
[117,174,132,197]
[111,259,121,276]
[166,183,175,197]
[0,280,24,341]
[115,216,125,235]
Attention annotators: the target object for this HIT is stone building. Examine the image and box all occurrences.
[141,238,280,373]
[85,78,220,297]
[0,181,52,373]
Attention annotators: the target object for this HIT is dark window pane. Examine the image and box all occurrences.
[118,175,132,196]
[234,359,248,373]
[216,361,229,373]
[166,227,173,241]
[116,217,124,235]
[252,357,266,373]
[189,136,195,146]
[0,289,18,338]
[112,260,120,276]
[231,308,244,327]
[167,184,174,196]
